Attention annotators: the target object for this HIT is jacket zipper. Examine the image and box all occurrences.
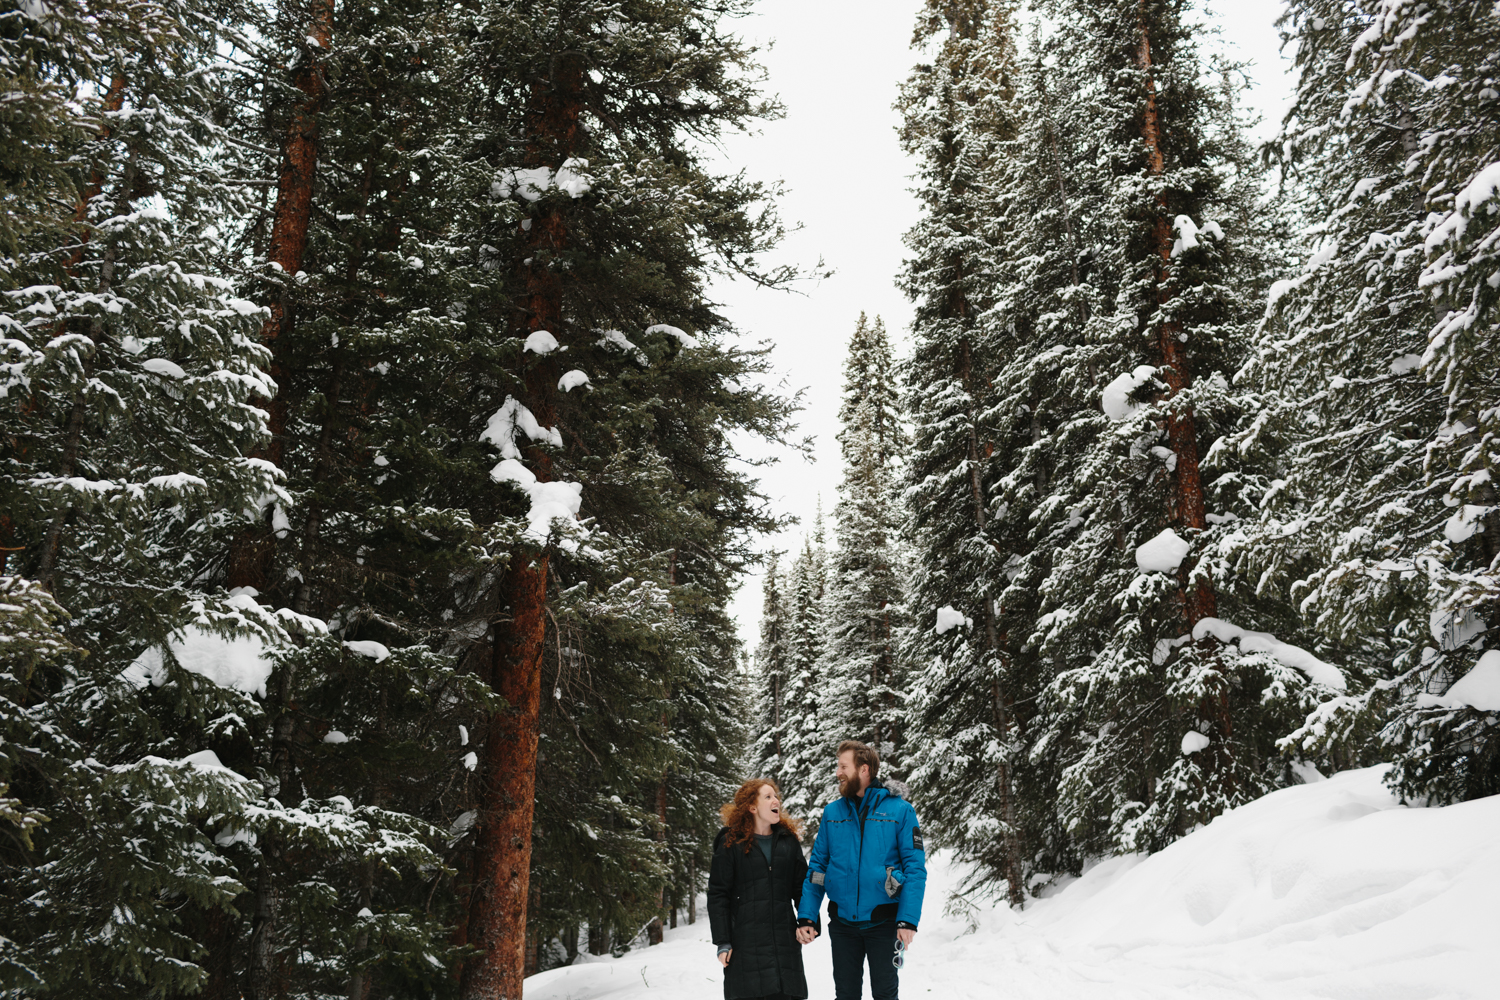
[854,791,870,917]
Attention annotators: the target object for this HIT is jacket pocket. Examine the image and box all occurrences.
[884,866,903,898]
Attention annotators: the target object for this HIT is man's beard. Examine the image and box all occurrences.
[838,774,862,799]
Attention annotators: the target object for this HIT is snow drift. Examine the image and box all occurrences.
[523,765,1497,1000]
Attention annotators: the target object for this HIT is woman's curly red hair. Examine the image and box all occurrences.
[720,778,801,853]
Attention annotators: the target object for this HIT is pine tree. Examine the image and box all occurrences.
[754,552,792,784]
[896,0,1035,905]
[1018,0,1316,858]
[778,534,831,825]
[446,0,801,989]
[819,314,909,767]
[1237,1,1500,805]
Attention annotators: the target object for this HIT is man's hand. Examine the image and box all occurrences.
[896,927,916,948]
[718,950,731,968]
[796,925,818,945]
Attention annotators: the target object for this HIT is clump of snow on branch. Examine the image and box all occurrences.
[1102,365,1156,421]
[523,330,560,355]
[644,323,699,348]
[490,158,594,202]
[935,606,972,634]
[596,329,647,364]
[1443,504,1491,543]
[1180,731,1211,755]
[481,396,562,460]
[141,357,187,379]
[1192,618,1347,691]
[558,369,590,392]
[1135,528,1191,573]
[1170,215,1223,257]
[490,458,584,547]
[1417,651,1500,713]
[121,591,328,697]
[343,640,390,662]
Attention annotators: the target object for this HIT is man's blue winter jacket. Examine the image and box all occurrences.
[797,782,927,928]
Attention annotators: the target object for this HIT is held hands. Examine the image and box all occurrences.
[718,950,731,968]
[796,925,818,945]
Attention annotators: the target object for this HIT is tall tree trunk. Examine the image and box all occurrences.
[187,904,238,1000]
[523,881,541,977]
[248,656,303,1000]
[647,778,667,945]
[462,561,549,1000]
[587,918,606,956]
[1136,4,1230,769]
[687,855,696,924]
[226,0,335,594]
[462,49,583,999]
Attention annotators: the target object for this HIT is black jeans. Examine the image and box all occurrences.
[829,918,899,1000]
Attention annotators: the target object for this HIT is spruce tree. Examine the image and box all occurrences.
[1017,0,1314,859]
[754,552,792,784]
[819,314,909,767]
[1235,1,1500,804]
[896,0,1035,904]
[778,533,831,826]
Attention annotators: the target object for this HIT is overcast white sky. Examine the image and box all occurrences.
[709,0,1298,650]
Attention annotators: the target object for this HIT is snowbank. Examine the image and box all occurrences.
[524,766,1497,1000]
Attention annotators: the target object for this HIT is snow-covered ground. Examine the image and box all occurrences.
[526,766,1498,1000]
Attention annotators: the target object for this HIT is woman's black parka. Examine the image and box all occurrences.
[706,824,813,1000]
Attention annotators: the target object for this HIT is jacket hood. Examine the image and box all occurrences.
[882,778,910,800]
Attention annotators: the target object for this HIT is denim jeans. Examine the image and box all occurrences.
[829,919,899,1000]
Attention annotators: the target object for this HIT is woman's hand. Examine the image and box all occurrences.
[718,949,732,968]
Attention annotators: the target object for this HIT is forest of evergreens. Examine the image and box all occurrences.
[755,0,1499,911]
[2,0,1498,998]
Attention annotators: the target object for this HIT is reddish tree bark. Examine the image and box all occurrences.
[462,557,549,1000]
[461,50,583,1000]
[1137,4,1229,752]
[226,1,334,593]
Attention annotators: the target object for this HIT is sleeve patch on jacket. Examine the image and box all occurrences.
[912,828,924,851]
[812,871,825,886]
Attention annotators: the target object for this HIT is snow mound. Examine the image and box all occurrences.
[523,766,1498,999]
[1135,527,1190,573]
[558,369,591,392]
[1025,765,1499,998]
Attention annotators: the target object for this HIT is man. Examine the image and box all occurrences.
[796,741,926,1000]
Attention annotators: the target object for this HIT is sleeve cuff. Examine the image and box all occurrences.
[896,921,917,931]
[717,943,732,955]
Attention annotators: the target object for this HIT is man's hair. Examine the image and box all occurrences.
[837,740,880,781]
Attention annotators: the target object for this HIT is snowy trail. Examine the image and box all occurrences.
[526,767,1498,1000]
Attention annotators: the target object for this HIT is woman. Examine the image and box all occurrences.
[707,778,812,1000]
